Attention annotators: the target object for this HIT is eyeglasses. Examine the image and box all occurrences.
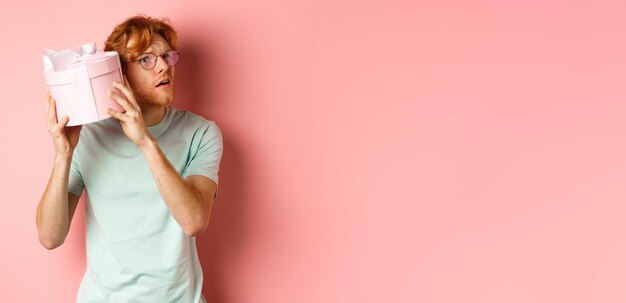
[128,50,180,70]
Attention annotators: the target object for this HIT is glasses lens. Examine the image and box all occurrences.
[164,51,179,66]
[140,54,157,69]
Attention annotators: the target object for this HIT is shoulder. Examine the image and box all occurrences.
[167,107,221,134]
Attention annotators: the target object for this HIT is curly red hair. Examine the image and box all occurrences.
[104,15,178,72]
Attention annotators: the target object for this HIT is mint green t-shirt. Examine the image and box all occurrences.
[68,106,223,303]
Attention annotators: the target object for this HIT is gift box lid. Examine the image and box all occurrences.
[43,52,121,86]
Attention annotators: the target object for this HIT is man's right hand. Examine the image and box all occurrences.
[46,91,82,159]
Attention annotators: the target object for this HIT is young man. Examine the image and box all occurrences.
[36,15,222,303]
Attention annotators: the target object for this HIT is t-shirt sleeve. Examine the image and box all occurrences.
[182,121,224,199]
[68,150,84,197]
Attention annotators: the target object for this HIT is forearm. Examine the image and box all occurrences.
[36,156,72,249]
[140,138,208,236]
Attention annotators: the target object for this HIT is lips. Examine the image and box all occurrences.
[156,80,170,87]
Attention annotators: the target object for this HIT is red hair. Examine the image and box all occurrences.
[104,15,178,72]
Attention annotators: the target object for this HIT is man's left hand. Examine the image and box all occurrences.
[107,76,153,147]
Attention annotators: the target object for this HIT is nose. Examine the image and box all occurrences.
[155,55,170,73]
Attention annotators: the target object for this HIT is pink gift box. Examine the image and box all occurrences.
[43,43,124,126]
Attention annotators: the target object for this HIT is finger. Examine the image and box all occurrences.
[45,91,52,116]
[45,93,50,114]
[113,79,134,100]
[58,115,69,128]
[112,80,138,107]
[122,75,133,91]
[45,95,51,128]
[48,98,59,125]
[107,108,127,121]
[108,89,133,111]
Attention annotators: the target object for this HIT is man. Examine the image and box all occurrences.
[36,15,222,303]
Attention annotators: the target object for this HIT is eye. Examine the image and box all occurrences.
[162,53,170,60]
[139,56,151,64]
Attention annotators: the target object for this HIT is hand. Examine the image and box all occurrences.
[45,91,82,159]
[107,76,153,146]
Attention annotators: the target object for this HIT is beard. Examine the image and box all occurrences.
[133,82,175,107]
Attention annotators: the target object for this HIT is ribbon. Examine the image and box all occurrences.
[43,42,98,71]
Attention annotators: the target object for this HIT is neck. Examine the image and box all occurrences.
[139,103,167,127]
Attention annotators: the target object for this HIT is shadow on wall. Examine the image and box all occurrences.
[176,37,249,303]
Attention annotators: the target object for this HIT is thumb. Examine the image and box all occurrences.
[59,115,70,128]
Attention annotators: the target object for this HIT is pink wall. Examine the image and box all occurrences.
[2,0,626,302]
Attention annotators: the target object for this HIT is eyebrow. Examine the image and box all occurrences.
[140,49,173,57]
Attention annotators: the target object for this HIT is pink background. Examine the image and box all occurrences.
[2,0,626,302]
